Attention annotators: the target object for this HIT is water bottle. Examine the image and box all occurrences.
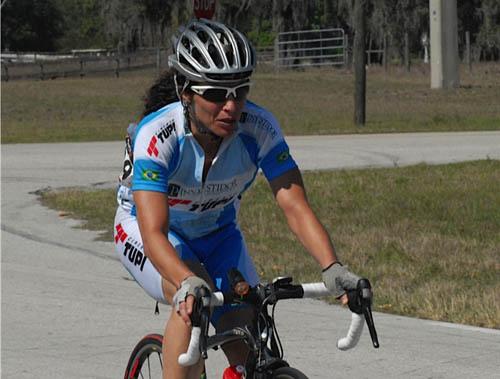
[222,364,246,378]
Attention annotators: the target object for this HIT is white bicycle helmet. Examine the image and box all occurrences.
[168,19,256,84]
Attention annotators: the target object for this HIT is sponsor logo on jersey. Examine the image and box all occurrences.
[166,195,232,211]
[239,112,277,139]
[142,169,160,181]
[147,136,159,157]
[115,223,128,243]
[188,195,235,212]
[147,121,176,157]
[168,198,192,207]
[157,121,176,143]
[276,150,290,163]
[123,241,148,272]
[168,183,181,197]
[167,179,239,197]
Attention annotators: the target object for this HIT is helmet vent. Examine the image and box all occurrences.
[181,36,190,49]
[191,46,209,68]
[197,30,209,44]
[208,44,223,69]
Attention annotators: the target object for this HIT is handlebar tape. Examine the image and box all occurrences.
[178,327,201,366]
[302,282,329,297]
[302,282,365,350]
[336,312,364,350]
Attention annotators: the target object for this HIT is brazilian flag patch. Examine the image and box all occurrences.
[142,169,160,181]
[276,151,290,163]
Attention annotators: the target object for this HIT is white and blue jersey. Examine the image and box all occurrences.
[117,100,297,240]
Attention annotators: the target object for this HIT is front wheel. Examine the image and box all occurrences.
[272,366,309,379]
[124,334,163,379]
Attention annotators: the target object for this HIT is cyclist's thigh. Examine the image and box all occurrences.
[114,207,212,303]
[114,207,165,303]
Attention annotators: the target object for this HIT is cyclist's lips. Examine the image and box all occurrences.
[216,119,237,130]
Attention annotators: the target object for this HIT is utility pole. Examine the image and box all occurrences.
[353,0,366,126]
[430,0,459,89]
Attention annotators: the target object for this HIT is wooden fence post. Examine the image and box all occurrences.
[40,63,45,80]
[3,64,9,81]
[404,32,411,72]
[383,33,388,72]
[274,36,280,72]
[80,59,85,78]
[344,34,350,69]
[115,58,120,78]
[465,31,472,73]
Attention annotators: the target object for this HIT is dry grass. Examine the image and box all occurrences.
[3,63,500,143]
[39,160,500,328]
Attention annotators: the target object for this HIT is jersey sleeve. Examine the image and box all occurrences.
[132,117,178,193]
[240,106,298,182]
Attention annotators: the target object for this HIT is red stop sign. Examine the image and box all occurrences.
[193,0,216,20]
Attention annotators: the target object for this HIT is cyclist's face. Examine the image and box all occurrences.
[184,85,248,138]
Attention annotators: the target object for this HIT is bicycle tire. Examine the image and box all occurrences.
[271,366,309,379]
[124,333,163,379]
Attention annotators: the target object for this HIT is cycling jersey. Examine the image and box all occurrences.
[117,100,297,240]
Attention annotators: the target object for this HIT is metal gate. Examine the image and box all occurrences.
[275,28,346,69]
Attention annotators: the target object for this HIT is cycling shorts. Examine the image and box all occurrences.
[114,206,260,325]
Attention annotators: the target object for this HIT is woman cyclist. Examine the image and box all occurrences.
[114,19,362,379]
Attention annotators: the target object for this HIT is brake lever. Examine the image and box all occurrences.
[347,279,379,348]
[200,308,210,359]
[192,286,212,359]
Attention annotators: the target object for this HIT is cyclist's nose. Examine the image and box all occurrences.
[222,95,239,113]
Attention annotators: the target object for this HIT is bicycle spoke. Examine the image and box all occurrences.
[147,355,151,379]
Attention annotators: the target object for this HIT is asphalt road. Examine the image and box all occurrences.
[2,131,500,379]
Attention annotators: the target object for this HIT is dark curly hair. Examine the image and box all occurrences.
[142,68,187,118]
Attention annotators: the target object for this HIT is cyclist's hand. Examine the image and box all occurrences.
[177,296,197,326]
[340,293,349,306]
[173,276,210,326]
[322,262,360,298]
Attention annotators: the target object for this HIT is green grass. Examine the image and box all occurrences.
[3,63,500,143]
[39,160,500,328]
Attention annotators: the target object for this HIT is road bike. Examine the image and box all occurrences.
[124,269,379,379]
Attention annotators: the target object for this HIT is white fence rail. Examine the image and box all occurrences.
[275,28,346,69]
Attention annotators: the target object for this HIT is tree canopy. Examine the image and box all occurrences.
[1,0,499,60]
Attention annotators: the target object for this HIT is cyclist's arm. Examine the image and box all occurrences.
[134,190,194,289]
[269,168,338,269]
